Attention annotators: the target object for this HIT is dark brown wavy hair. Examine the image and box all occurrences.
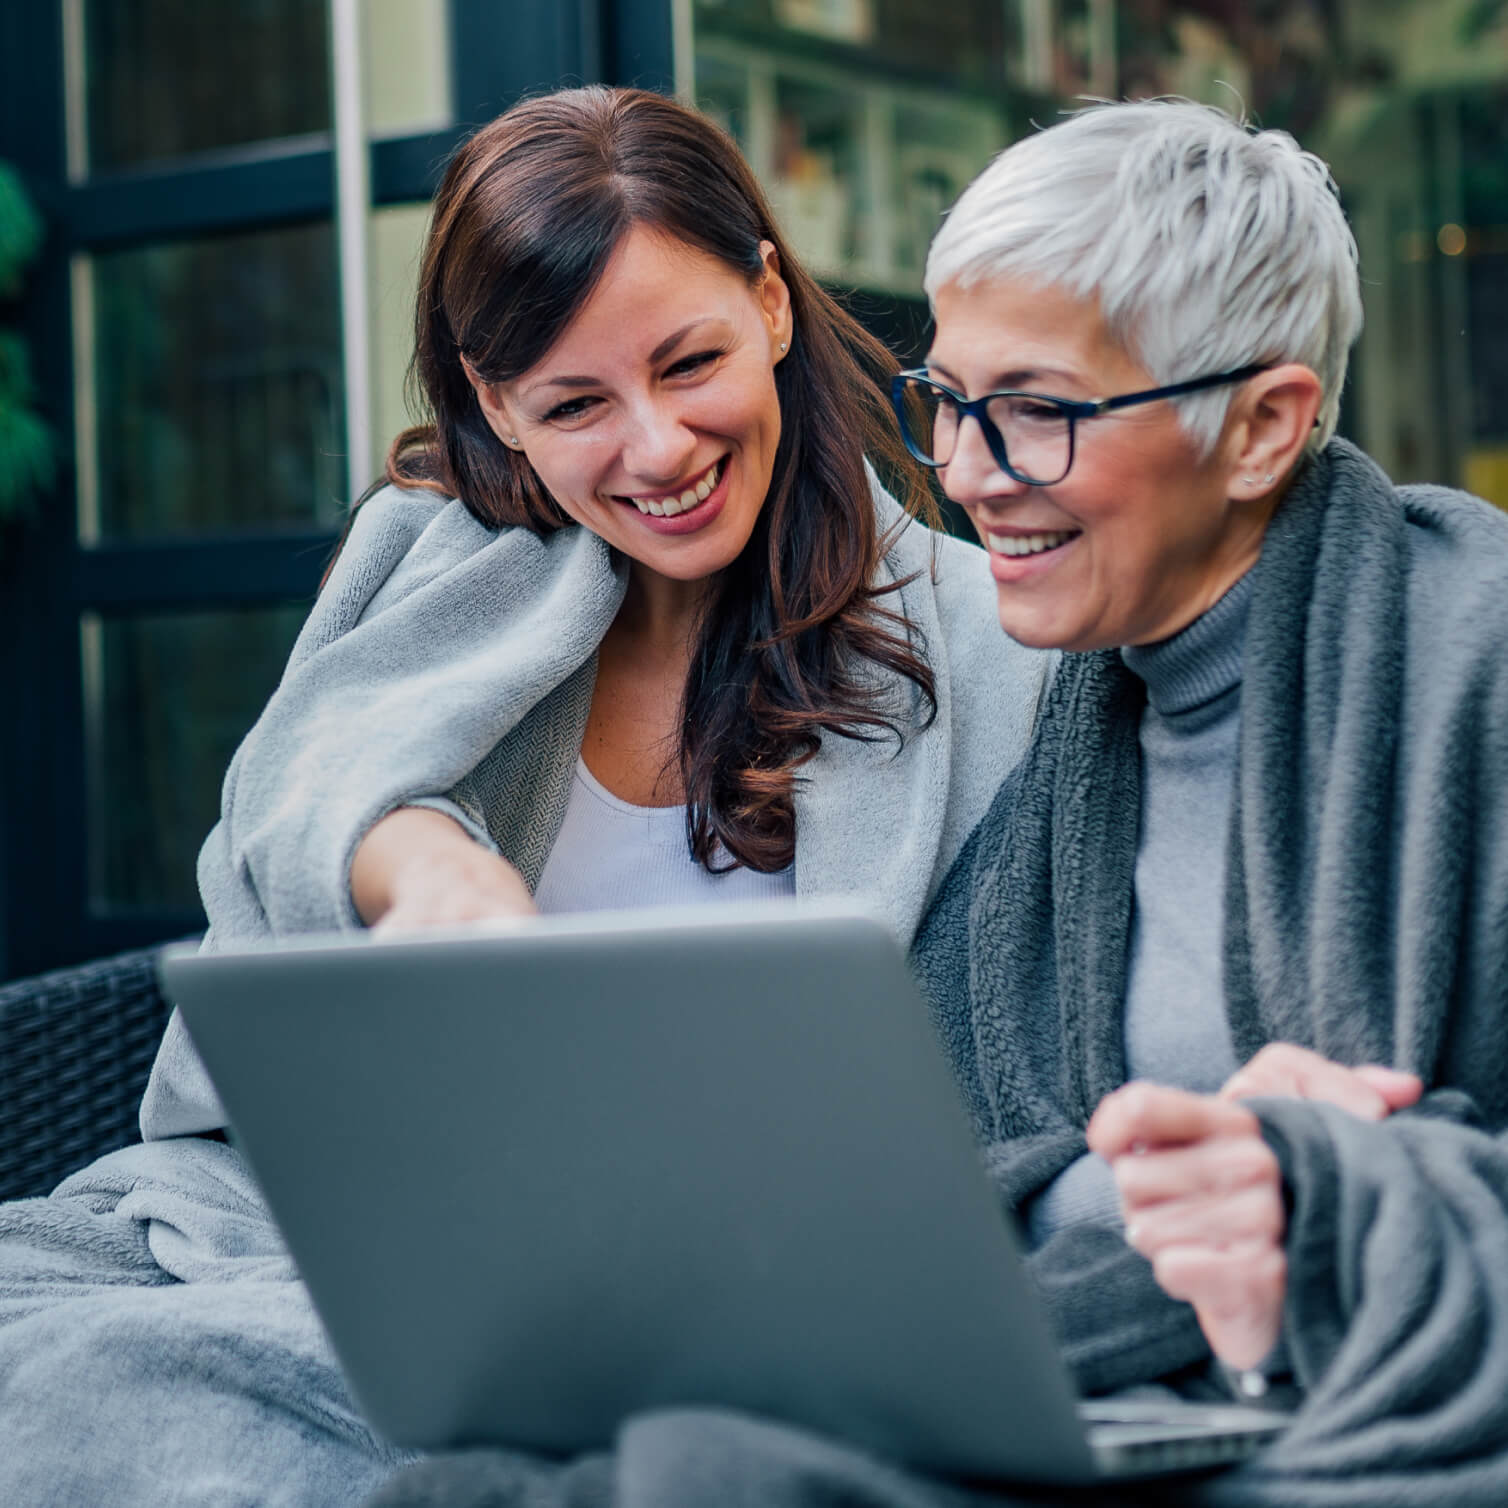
[381,85,939,873]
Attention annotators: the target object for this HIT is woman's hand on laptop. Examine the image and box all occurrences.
[351,806,538,933]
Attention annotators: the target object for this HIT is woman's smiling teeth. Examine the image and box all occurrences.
[623,458,724,516]
[986,528,1079,557]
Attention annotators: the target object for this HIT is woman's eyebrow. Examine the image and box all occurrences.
[522,319,730,399]
[925,358,1065,391]
[646,318,726,364]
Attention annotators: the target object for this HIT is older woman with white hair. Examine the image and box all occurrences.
[904,99,1508,1502]
[370,100,1508,1508]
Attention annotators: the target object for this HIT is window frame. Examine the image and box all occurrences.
[0,0,674,977]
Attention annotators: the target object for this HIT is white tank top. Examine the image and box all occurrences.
[532,758,796,915]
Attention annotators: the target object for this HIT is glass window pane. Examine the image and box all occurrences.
[690,1,1508,504]
[692,2,1015,294]
[370,203,432,481]
[76,0,330,176]
[768,74,863,280]
[1460,87,1508,509]
[82,606,309,914]
[79,223,346,542]
[365,0,453,138]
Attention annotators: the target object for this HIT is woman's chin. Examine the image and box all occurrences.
[996,597,1063,651]
[621,519,756,586]
[994,599,1108,654]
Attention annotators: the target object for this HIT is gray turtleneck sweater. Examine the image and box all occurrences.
[1025,572,1252,1245]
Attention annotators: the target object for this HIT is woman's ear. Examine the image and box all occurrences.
[755,240,794,361]
[462,356,524,449]
[1228,364,1323,498]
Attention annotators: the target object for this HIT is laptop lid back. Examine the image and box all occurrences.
[161,904,1098,1484]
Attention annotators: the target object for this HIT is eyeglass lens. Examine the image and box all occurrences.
[897,379,1072,486]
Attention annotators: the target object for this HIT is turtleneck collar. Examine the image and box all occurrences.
[1119,570,1254,717]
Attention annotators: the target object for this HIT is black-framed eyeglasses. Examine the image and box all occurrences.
[889,364,1270,486]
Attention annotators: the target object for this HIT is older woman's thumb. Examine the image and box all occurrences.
[1353,1065,1425,1112]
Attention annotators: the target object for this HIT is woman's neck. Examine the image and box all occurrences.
[612,561,717,659]
[583,562,719,808]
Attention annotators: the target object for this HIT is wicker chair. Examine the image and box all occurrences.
[0,945,182,1202]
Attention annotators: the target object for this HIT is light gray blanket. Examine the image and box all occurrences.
[141,474,1046,1140]
[0,475,1049,1507]
[0,1138,415,1505]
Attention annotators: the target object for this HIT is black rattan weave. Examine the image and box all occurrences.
[0,946,182,1202]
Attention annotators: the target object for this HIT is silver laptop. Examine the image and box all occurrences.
[159,900,1285,1486]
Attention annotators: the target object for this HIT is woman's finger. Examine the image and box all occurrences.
[370,877,539,934]
[1219,1042,1384,1118]
[1219,1043,1424,1121]
[1110,1132,1279,1208]
[1124,1182,1285,1258]
[1352,1065,1425,1111]
[1088,1082,1257,1161]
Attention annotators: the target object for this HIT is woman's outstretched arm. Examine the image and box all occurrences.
[350,806,537,931]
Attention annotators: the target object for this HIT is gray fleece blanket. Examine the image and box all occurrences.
[901,439,1508,1499]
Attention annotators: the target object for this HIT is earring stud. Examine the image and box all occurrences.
[779,340,787,352]
[507,436,519,447]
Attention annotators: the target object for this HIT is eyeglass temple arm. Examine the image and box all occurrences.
[1091,363,1272,416]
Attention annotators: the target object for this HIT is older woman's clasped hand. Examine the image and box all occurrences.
[1085,1045,1424,1370]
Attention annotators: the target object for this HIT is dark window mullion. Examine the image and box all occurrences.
[74,534,339,614]
[65,147,335,250]
[455,0,676,103]
[372,130,466,206]
[62,130,461,252]
[450,0,618,125]
[604,0,675,92]
[84,912,206,955]
[0,5,82,978]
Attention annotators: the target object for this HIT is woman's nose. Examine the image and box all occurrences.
[939,414,1031,507]
[621,399,697,484]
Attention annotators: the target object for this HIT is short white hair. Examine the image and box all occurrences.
[924,99,1364,456]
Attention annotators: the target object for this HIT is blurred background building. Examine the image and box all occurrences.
[0,0,1504,979]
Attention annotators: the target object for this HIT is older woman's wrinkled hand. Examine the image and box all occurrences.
[1087,1053,1424,1371]
[1087,1084,1287,1370]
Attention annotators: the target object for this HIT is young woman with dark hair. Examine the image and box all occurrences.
[337,83,991,928]
[0,87,1045,1506]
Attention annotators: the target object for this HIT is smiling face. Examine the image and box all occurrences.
[929,276,1273,651]
[469,224,791,589]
